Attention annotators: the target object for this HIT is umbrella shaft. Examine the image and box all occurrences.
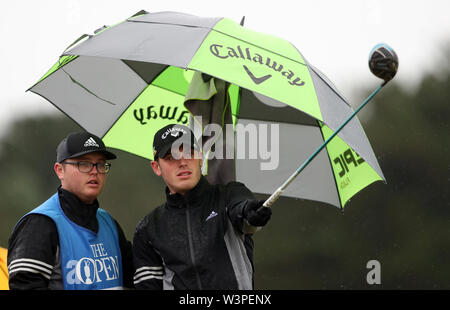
[263,82,385,208]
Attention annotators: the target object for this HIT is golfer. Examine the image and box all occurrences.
[8,132,134,289]
[133,124,272,290]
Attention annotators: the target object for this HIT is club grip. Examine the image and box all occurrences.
[263,187,284,208]
[242,189,282,234]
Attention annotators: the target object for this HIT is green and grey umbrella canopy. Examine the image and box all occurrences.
[29,10,384,209]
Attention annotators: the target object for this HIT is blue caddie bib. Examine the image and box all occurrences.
[24,193,123,290]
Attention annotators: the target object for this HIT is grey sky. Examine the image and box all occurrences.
[1,0,449,134]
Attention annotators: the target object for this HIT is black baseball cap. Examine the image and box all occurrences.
[153,124,200,160]
[56,132,117,163]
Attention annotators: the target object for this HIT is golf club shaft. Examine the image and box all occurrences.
[263,82,386,208]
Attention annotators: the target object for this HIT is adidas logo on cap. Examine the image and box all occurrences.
[84,137,100,148]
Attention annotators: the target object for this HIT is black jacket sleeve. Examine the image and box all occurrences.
[132,217,164,290]
[7,214,58,290]
[225,182,255,234]
[113,219,135,289]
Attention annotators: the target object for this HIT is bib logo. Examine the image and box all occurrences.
[209,43,305,87]
[76,258,96,284]
[65,243,120,286]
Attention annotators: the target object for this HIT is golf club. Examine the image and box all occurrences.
[244,43,399,234]
[368,43,399,83]
[264,43,399,208]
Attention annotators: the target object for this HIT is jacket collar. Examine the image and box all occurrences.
[166,176,210,208]
[57,186,100,233]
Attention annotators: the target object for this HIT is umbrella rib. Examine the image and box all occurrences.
[127,19,306,67]
[127,19,211,29]
[27,55,79,92]
[150,82,187,97]
[317,120,343,210]
[61,68,116,106]
[306,64,351,107]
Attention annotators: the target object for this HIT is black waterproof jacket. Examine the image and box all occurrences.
[133,176,255,290]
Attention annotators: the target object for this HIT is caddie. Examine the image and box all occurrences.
[8,132,134,289]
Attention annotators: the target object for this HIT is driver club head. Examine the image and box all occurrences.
[369,43,399,83]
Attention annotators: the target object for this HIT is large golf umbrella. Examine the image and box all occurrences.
[28,10,384,209]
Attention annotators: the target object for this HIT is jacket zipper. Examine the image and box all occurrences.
[185,205,202,289]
